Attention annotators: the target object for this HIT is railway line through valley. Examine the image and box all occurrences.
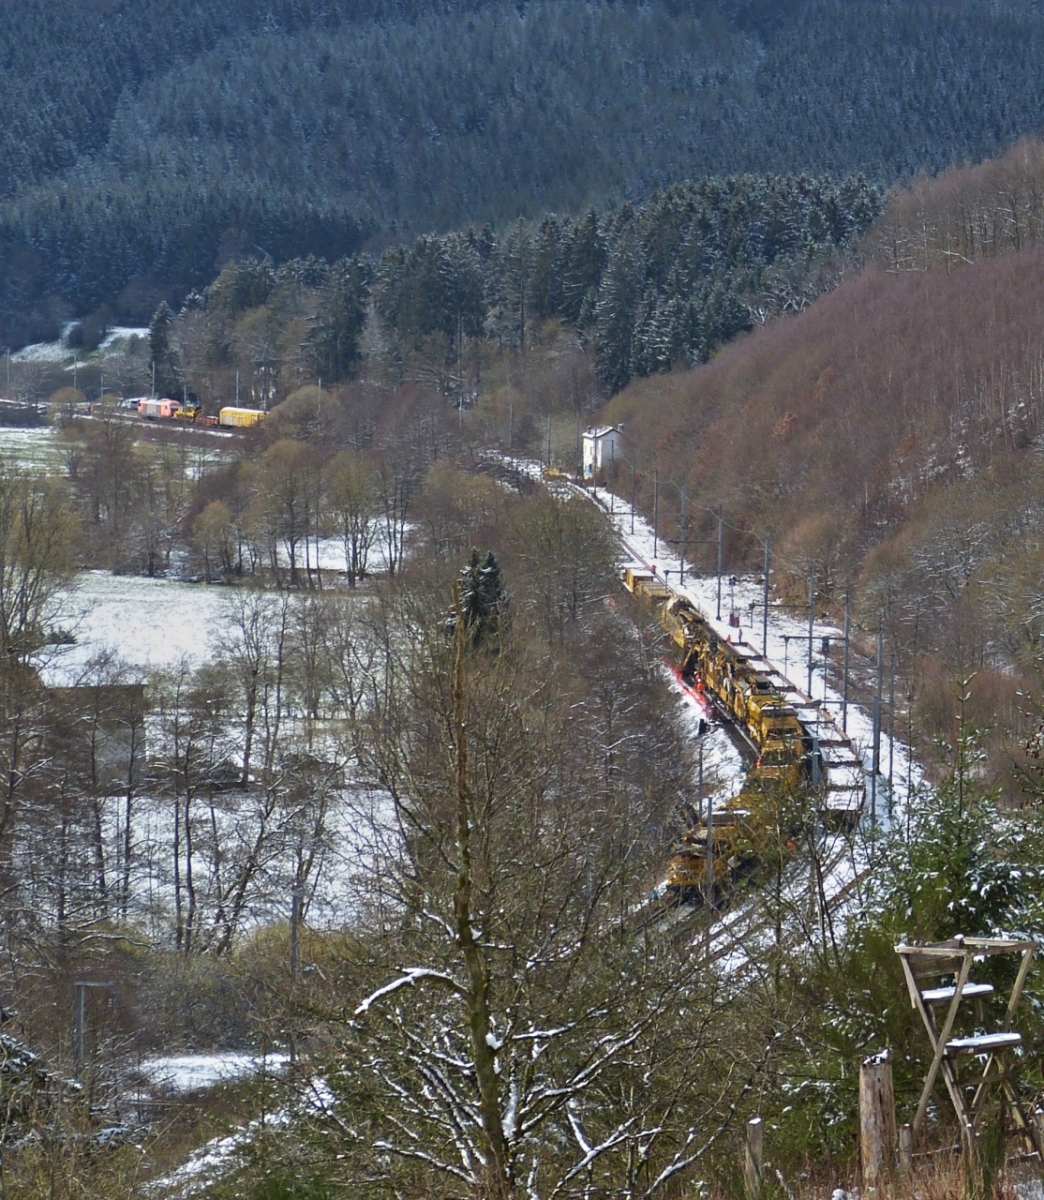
[545,470,895,974]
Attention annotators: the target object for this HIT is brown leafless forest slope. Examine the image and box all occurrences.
[607,141,1044,789]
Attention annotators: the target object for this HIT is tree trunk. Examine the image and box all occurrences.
[452,586,512,1196]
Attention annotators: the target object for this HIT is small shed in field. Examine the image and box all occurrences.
[582,425,623,479]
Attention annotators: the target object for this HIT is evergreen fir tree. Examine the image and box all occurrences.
[305,256,373,382]
[446,549,510,650]
[530,214,564,321]
[592,223,643,393]
[148,301,173,370]
[561,208,606,328]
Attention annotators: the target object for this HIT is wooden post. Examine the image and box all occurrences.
[898,1123,912,1174]
[961,1121,977,1167]
[744,1116,763,1199]
[860,1053,896,1190]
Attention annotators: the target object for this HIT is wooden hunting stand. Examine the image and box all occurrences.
[896,936,1041,1161]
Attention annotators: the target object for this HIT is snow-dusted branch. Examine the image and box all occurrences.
[354,967,466,1016]
[547,1110,637,1198]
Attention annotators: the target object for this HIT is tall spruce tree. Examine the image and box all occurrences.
[446,548,509,649]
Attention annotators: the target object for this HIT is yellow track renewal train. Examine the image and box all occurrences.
[623,565,865,902]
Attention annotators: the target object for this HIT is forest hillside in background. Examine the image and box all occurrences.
[5,0,1044,345]
[604,138,1044,796]
[135,170,881,413]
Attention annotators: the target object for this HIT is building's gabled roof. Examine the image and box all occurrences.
[584,425,620,439]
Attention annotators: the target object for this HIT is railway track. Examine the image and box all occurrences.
[560,475,875,967]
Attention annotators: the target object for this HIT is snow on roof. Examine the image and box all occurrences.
[583,425,620,439]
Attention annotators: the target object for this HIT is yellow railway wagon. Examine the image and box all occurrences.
[624,562,864,900]
[219,406,267,428]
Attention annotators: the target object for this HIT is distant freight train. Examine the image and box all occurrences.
[135,398,266,428]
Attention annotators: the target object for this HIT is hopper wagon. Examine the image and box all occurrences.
[622,565,866,901]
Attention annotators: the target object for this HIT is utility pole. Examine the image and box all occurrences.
[807,573,815,697]
[703,740,714,941]
[74,984,86,1073]
[668,515,717,593]
[235,368,240,406]
[630,456,636,535]
[546,414,552,467]
[871,621,883,823]
[508,401,513,451]
[609,438,615,515]
[762,536,770,658]
[653,469,659,560]
[716,510,724,621]
[842,591,851,733]
[288,870,304,1064]
[290,884,301,980]
[888,655,896,814]
[678,484,687,584]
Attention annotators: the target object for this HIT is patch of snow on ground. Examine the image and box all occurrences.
[148,1077,335,1197]
[97,326,149,352]
[275,530,407,577]
[10,325,77,363]
[138,1053,290,1093]
[0,426,66,474]
[11,324,148,364]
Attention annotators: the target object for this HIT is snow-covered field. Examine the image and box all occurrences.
[0,423,233,683]
[23,562,401,946]
[39,572,229,685]
[274,532,402,578]
[0,423,226,482]
[0,425,68,474]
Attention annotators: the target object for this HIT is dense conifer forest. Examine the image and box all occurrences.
[4,0,1044,348]
[143,172,879,409]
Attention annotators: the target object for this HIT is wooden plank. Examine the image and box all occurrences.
[1002,945,1035,1030]
[898,1124,912,1174]
[945,1032,1021,1056]
[921,982,993,1004]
